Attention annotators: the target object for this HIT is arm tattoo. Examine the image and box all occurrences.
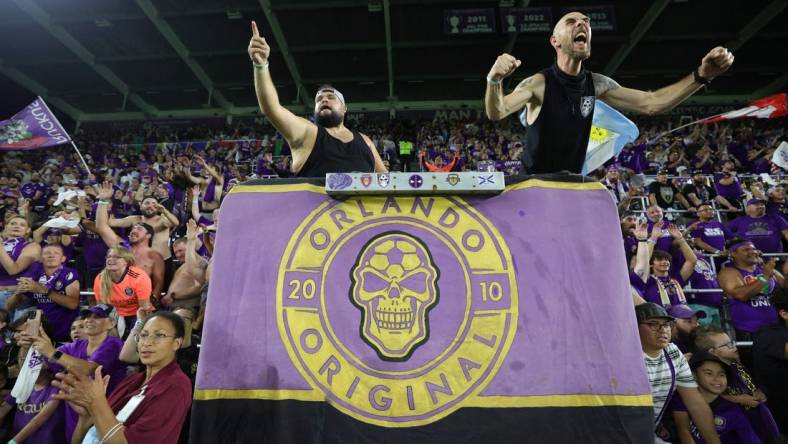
[514,77,533,91]
[592,73,621,97]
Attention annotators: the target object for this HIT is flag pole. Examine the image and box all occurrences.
[647,112,727,144]
[70,141,92,176]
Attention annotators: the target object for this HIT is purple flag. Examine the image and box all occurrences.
[191,178,653,443]
[0,97,71,151]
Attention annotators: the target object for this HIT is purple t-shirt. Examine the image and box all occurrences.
[4,384,65,444]
[25,263,80,341]
[0,237,36,286]
[714,174,744,203]
[724,264,778,334]
[726,214,788,254]
[690,220,732,252]
[78,230,109,272]
[671,396,763,444]
[685,258,723,307]
[50,337,126,442]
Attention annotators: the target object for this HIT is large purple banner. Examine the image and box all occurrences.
[0,97,71,151]
[193,178,652,441]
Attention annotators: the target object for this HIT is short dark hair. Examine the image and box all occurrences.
[135,223,155,247]
[172,237,188,248]
[42,243,65,254]
[0,309,9,324]
[143,311,185,339]
[650,249,672,264]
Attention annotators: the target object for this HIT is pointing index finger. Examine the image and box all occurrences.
[251,20,260,37]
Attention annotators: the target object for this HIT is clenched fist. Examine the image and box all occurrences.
[698,46,734,80]
[248,21,270,65]
[487,53,522,82]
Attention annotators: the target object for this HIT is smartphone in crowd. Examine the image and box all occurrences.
[25,309,42,336]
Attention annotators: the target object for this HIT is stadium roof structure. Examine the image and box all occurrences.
[0,0,786,124]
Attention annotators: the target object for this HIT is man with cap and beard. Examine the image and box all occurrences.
[247,22,387,177]
[484,11,733,175]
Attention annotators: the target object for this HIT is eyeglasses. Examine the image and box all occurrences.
[713,341,736,350]
[135,331,176,344]
[640,321,675,332]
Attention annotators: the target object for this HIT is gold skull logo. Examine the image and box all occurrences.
[350,232,439,361]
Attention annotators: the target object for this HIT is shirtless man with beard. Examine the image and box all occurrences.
[247,21,387,177]
[94,182,165,302]
[160,235,206,309]
[108,195,178,262]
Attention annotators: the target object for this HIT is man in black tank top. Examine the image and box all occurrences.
[247,22,387,178]
[484,11,734,175]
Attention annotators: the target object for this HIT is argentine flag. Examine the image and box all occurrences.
[520,100,639,175]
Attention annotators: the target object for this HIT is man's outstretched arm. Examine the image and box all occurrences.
[599,47,733,115]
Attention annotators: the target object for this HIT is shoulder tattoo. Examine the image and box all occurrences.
[514,77,533,91]
[592,73,621,97]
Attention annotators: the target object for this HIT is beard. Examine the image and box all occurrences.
[314,108,344,128]
[562,38,591,61]
[141,208,158,217]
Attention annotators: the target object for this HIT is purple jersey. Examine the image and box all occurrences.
[25,262,80,341]
[0,237,35,286]
[690,220,732,252]
[50,337,126,442]
[726,215,788,254]
[725,264,778,334]
[672,396,763,444]
[4,384,65,444]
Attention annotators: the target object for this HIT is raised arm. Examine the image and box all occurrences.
[485,54,541,121]
[94,181,122,248]
[669,224,697,281]
[632,222,652,281]
[248,21,315,150]
[599,47,733,115]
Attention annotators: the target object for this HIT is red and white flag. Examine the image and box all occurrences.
[703,93,788,123]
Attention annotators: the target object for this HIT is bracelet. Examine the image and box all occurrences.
[97,200,110,205]
[253,62,269,70]
[693,67,711,85]
[101,422,124,444]
[637,239,648,243]
[133,320,145,331]
[486,75,502,85]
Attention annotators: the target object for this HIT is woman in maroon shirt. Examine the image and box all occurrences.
[52,311,192,444]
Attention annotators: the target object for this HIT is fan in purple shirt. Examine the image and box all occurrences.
[713,161,744,208]
[11,245,80,343]
[765,185,788,221]
[630,223,697,308]
[726,198,788,254]
[646,205,675,253]
[688,203,733,255]
[0,368,65,444]
[672,352,763,444]
[718,238,782,337]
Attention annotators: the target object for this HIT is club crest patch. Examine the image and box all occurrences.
[277,196,518,427]
[580,96,595,118]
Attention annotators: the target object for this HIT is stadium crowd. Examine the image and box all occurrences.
[0,112,786,443]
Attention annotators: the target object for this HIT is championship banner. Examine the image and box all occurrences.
[191,177,653,443]
[0,97,71,150]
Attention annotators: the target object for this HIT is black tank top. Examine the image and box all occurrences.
[296,126,375,177]
[523,63,596,174]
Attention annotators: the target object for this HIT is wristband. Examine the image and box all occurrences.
[253,62,269,70]
[52,350,63,361]
[637,239,648,243]
[693,67,711,85]
[133,320,145,332]
[97,200,110,205]
[486,75,502,85]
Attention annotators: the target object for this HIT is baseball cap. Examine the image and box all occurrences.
[667,304,707,320]
[688,351,730,372]
[657,168,669,175]
[635,302,674,323]
[746,198,765,206]
[81,303,118,322]
[692,169,704,176]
